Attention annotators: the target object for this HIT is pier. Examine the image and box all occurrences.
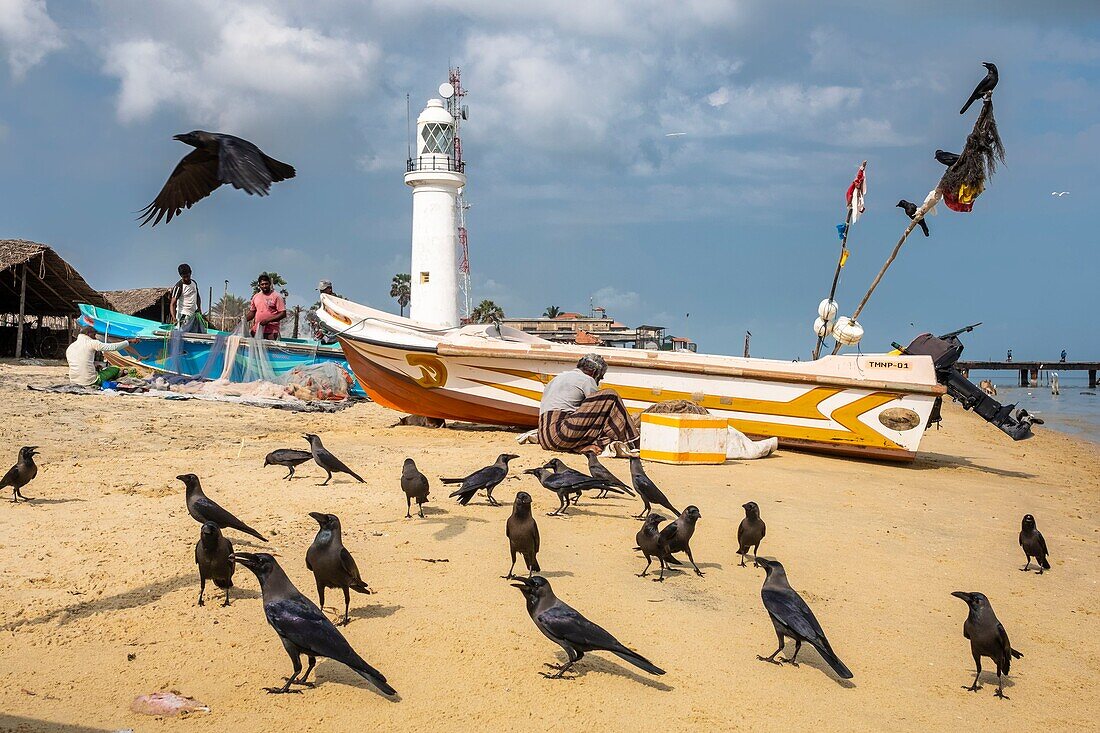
[957,360,1099,388]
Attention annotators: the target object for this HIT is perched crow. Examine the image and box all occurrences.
[306,513,371,626]
[1,446,38,502]
[1018,514,1050,574]
[628,458,680,519]
[442,454,518,507]
[139,131,295,226]
[737,501,766,567]
[951,591,1023,699]
[960,62,998,115]
[195,522,235,607]
[896,199,929,237]
[178,474,267,542]
[511,575,664,679]
[504,491,540,578]
[234,552,395,696]
[400,458,430,518]
[754,558,853,679]
[263,449,313,480]
[935,149,961,167]
[303,434,364,486]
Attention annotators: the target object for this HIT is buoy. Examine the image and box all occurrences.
[817,299,839,321]
[832,316,864,345]
[813,317,831,338]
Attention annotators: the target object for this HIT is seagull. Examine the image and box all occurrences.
[1051,191,1069,197]
[665,132,687,137]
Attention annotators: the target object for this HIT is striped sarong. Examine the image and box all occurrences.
[538,390,639,455]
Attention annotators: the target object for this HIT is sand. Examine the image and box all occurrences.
[0,361,1097,732]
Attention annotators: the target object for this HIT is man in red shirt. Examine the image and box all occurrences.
[247,273,286,340]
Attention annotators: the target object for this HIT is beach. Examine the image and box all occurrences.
[0,361,1097,732]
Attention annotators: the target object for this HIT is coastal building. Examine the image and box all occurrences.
[102,287,172,323]
[501,312,697,352]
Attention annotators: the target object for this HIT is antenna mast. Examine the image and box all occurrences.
[446,66,472,320]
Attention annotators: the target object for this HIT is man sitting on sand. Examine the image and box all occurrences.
[66,326,131,387]
[538,354,638,456]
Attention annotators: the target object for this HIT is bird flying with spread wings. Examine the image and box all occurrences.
[139,131,296,226]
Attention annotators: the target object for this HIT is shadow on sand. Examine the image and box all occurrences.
[912,452,1037,479]
[0,715,118,733]
[543,652,674,691]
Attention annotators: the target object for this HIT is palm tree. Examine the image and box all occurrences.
[212,293,248,330]
[543,305,561,318]
[390,273,411,316]
[470,299,504,324]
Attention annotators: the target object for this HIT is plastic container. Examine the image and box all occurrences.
[640,413,728,465]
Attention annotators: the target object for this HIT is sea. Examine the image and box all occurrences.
[967,372,1100,444]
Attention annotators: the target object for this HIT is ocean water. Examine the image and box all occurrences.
[967,372,1100,443]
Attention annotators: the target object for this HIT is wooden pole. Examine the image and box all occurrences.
[14,263,27,359]
[831,190,942,356]
[292,306,301,339]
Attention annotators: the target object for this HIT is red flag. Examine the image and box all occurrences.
[845,161,867,223]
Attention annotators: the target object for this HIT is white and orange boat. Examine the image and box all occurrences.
[318,295,946,462]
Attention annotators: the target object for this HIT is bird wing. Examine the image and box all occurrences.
[0,464,17,487]
[761,587,829,644]
[139,148,222,226]
[272,449,312,463]
[340,547,364,584]
[193,496,244,528]
[537,603,623,652]
[1036,530,1049,558]
[464,465,505,491]
[216,135,282,195]
[658,521,680,545]
[532,520,540,553]
[267,596,357,660]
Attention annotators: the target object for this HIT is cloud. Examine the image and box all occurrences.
[0,0,64,80]
[592,286,640,311]
[101,3,380,126]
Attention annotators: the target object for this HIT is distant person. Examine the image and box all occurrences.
[66,326,130,387]
[1006,349,1012,362]
[169,264,205,332]
[306,280,338,343]
[1060,349,1067,363]
[247,273,286,341]
[538,354,638,456]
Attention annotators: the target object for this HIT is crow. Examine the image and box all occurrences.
[627,457,680,519]
[511,575,664,679]
[400,458,430,518]
[544,458,627,504]
[935,149,961,167]
[303,434,364,486]
[960,62,998,115]
[754,558,853,679]
[195,522,235,607]
[178,473,267,542]
[737,501,766,567]
[441,454,518,507]
[634,513,671,579]
[263,449,313,480]
[951,591,1023,699]
[659,506,704,578]
[504,491,540,578]
[1018,514,1050,574]
[233,552,395,696]
[897,200,929,237]
[139,131,295,226]
[306,512,371,626]
[523,467,606,516]
[585,454,635,498]
[1,446,38,502]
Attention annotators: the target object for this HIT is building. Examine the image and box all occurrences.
[102,287,172,323]
[501,312,696,352]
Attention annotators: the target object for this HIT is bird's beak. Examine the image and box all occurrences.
[510,577,534,591]
[175,474,188,482]
[522,468,538,475]
[308,512,326,524]
[950,591,973,602]
[172,134,185,141]
[232,552,257,569]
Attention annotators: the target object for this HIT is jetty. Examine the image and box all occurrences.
[958,360,1099,388]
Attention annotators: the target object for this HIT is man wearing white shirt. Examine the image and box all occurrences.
[66,326,130,387]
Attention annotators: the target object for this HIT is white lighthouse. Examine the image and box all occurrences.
[405,96,465,327]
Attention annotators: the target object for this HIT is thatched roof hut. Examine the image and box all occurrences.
[103,287,172,322]
[0,239,108,316]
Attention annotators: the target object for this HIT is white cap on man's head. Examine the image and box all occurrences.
[318,280,333,291]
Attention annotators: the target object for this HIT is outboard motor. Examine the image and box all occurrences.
[898,323,1039,441]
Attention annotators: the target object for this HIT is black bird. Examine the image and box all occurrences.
[935,149,961,167]
[737,501,766,567]
[960,62,998,115]
[659,506,704,577]
[139,131,296,226]
[400,458,430,518]
[585,454,635,498]
[896,200,929,237]
[951,591,1023,699]
[635,513,671,579]
[442,453,518,507]
[1018,514,1050,574]
[233,552,395,696]
[263,449,313,480]
[1,446,38,502]
[523,466,606,516]
[178,474,267,542]
[754,558,853,679]
[628,457,680,520]
[544,458,628,504]
[305,512,372,626]
[303,434,364,486]
[195,522,235,607]
[511,575,664,679]
[504,491,540,578]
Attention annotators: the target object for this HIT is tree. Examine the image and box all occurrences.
[211,293,248,330]
[470,299,504,324]
[250,272,289,298]
[543,305,561,318]
[390,273,411,316]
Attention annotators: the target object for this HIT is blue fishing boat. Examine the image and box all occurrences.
[77,304,366,397]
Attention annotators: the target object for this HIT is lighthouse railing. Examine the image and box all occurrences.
[407,156,465,173]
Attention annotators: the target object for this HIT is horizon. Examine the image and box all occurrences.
[1,1,1097,361]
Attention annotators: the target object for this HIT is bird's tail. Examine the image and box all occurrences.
[350,582,372,595]
[599,485,629,495]
[611,646,665,676]
[1040,557,1051,570]
[237,523,268,543]
[664,553,683,566]
[662,501,681,516]
[349,469,365,483]
[440,477,464,485]
[811,641,853,679]
[1010,648,1023,660]
[349,656,396,696]
[960,98,975,115]
[529,556,541,572]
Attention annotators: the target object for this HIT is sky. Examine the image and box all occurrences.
[0,0,1097,360]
